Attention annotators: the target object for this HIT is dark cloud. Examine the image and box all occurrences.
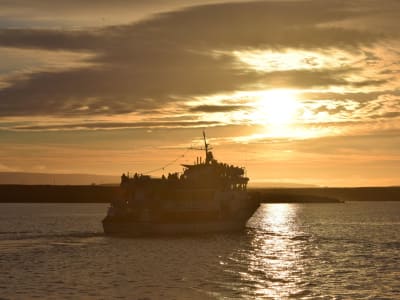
[189,104,249,113]
[312,105,353,115]
[350,79,388,87]
[0,1,251,29]
[0,29,104,51]
[0,0,394,118]
[0,1,386,51]
[370,111,400,119]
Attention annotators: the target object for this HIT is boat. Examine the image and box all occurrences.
[102,131,260,236]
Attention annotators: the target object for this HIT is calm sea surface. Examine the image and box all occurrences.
[0,202,399,299]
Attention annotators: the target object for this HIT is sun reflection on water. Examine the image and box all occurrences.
[240,204,313,298]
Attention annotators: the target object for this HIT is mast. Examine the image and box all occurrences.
[202,130,214,164]
[203,130,208,160]
[188,131,213,164]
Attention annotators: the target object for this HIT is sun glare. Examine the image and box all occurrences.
[254,90,300,126]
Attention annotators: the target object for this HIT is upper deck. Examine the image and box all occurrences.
[120,131,249,191]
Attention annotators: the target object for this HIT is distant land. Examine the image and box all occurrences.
[0,185,119,203]
[250,187,400,203]
[0,172,120,185]
[0,172,399,203]
[0,185,399,203]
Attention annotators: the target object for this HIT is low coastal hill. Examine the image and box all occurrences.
[0,185,119,203]
[0,172,119,185]
[0,185,399,203]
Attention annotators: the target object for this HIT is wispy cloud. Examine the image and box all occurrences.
[10,120,220,131]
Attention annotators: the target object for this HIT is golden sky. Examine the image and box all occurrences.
[0,0,400,186]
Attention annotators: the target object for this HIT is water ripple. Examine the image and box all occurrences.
[0,202,399,299]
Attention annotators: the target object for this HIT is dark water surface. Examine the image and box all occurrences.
[0,202,399,299]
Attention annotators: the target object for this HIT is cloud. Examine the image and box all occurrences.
[373,112,400,119]
[0,1,387,51]
[0,0,251,29]
[189,104,249,113]
[0,0,398,123]
[256,67,389,89]
[0,29,104,51]
[10,120,221,131]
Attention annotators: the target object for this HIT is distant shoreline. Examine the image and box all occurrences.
[0,185,118,203]
[0,184,399,203]
[249,187,400,203]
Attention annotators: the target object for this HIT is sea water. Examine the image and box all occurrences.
[0,202,399,299]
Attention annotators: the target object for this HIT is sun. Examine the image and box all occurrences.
[255,89,300,126]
